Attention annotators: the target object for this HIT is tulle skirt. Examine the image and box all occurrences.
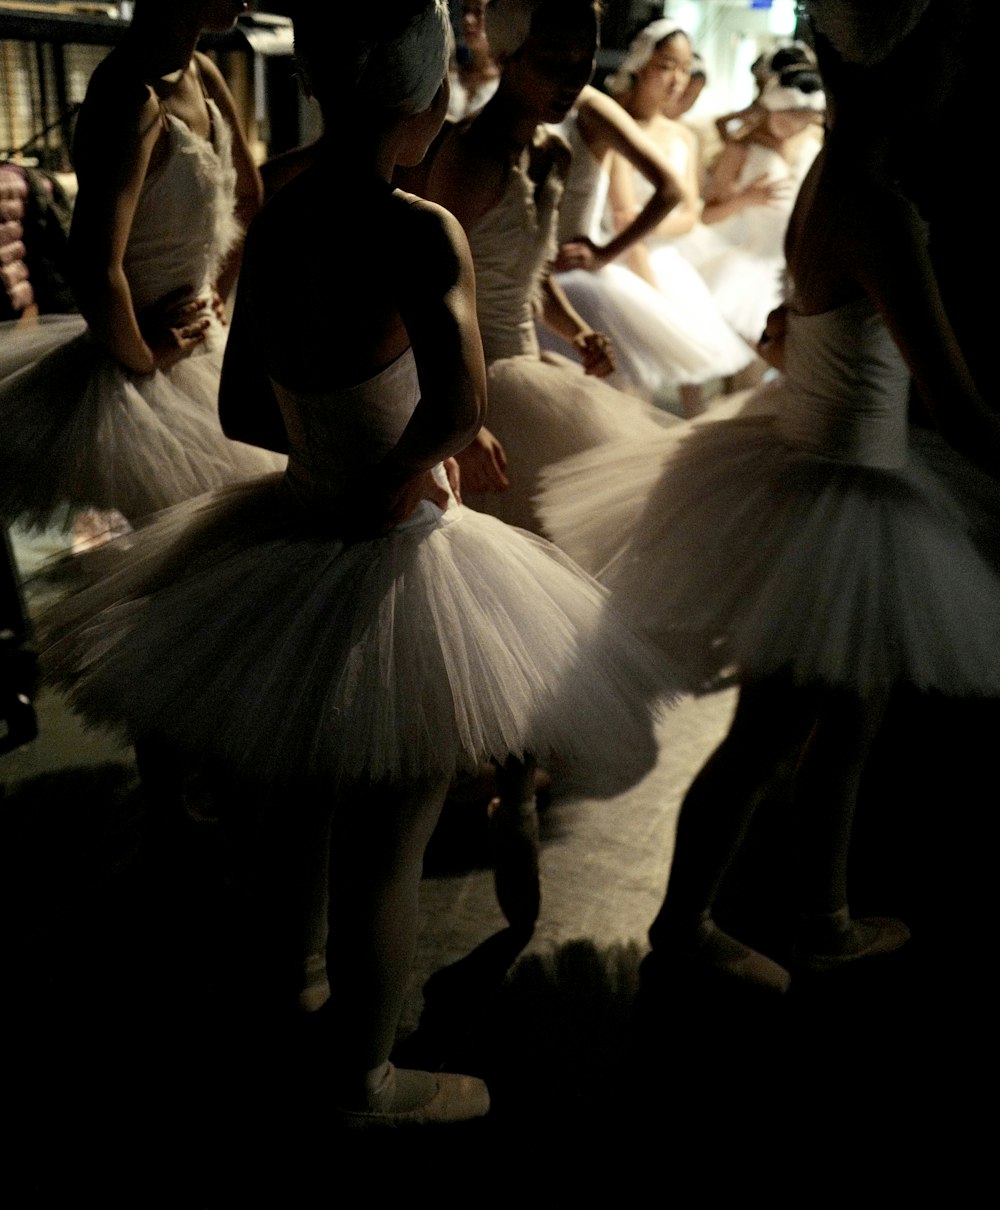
[39,472,671,794]
[538,410,1000,697]
[462,349,677,534]
[644,243,757,381]
[538,263,738,399]
[696,248,787,346]
[0,314,284,528]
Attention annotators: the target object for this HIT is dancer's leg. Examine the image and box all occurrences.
[488,754,540,932]
[325,774,450,1086]
[794,688,909,966]
[649,676,814,947]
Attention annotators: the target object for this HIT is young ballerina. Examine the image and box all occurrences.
[538,83,724,404]
[692,62,825,344]
[424,0,677,534]
[605,19,757,416]
[39,0,670,1124]
[0,0,281,537]
[448,0,501,121]
[541,0,1000,989]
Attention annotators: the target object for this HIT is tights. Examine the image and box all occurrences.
[649,674,889,947]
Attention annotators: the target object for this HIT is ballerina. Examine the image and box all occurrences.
[0,0,281,539]
[693,61,825,344]
[605,18,758,417]
[424,0,677,534]
[39,0,670,1125]
[541,0,1000,989]
[538,83,725,404]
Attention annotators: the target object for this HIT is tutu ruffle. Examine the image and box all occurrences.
[40,473,670,794]
[463,350,675,533]
[0,318,284,528]
[540,409,1000,696]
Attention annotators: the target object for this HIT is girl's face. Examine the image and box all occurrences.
[462,0,490,54]
[505,13,598,124]
[636,33,692,110]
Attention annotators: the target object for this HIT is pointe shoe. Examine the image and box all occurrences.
[487,795,540,932]
[333,1065,490,1130]
[796,909,910,973]
[660,917,791,994]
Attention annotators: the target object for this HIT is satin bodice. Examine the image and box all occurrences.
[122,99,241,313]
[777,297,910,468]
[717,140,820,256]
[555,113,608,246]
[466,143,563,362]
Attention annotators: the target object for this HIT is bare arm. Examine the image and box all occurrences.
[700,140,789,225]
[555,86,682,271]
[70,70,175,374]
[197,52,263,304]
[218,245,289,454]
[538,272,614,377]
[847,185,999,471]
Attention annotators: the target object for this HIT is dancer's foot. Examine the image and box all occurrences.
[796,907,910,973]
[654,915,791,994]
[333,1064,490,1129]
[487,794,540,932]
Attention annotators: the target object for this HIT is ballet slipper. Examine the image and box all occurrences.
[656,915,791,994]
[796,907,910,973]
[487,794,540,933]
[333,1064,490,1130]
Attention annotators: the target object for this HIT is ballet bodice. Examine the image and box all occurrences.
[777,296,910,469]
[123,99,241,313]
[271,346,451,513]
[466,142,563,362]
[555,112,608,246]
[718,139,820,255]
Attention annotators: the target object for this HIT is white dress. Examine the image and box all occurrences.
[539,296,1000,697]
[632,138,756,383]
[694,139,821,343]
[39,346,672,796]
[0,99,282,530]
[461,132,675,533]
[537,112,728,400]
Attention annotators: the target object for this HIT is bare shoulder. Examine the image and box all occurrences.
[74,53,160,153]
[391,190,472,294]
[194,51,234,106]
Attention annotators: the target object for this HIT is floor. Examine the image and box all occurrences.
[6,527,996,1193]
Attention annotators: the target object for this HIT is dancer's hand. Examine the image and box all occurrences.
[741,174,793,209]
[758,304,788,372]
[140,287,210,370]
[575,329,615,378]
[338,468,450,542]
[456,428,509,493]
[554,237,606,273]
[211,289,228,326]
[443,456,462,505]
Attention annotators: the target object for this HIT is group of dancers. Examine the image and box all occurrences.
[1,0,997,1129]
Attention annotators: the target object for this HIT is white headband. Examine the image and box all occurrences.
[605,19,687,96]
[759,71,826,112]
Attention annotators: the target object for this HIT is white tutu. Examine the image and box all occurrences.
[0,317,281,528]
[39,471,668,795]
[539,300,1000,697]
[0,97,283,530]
[464,348,676,531]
